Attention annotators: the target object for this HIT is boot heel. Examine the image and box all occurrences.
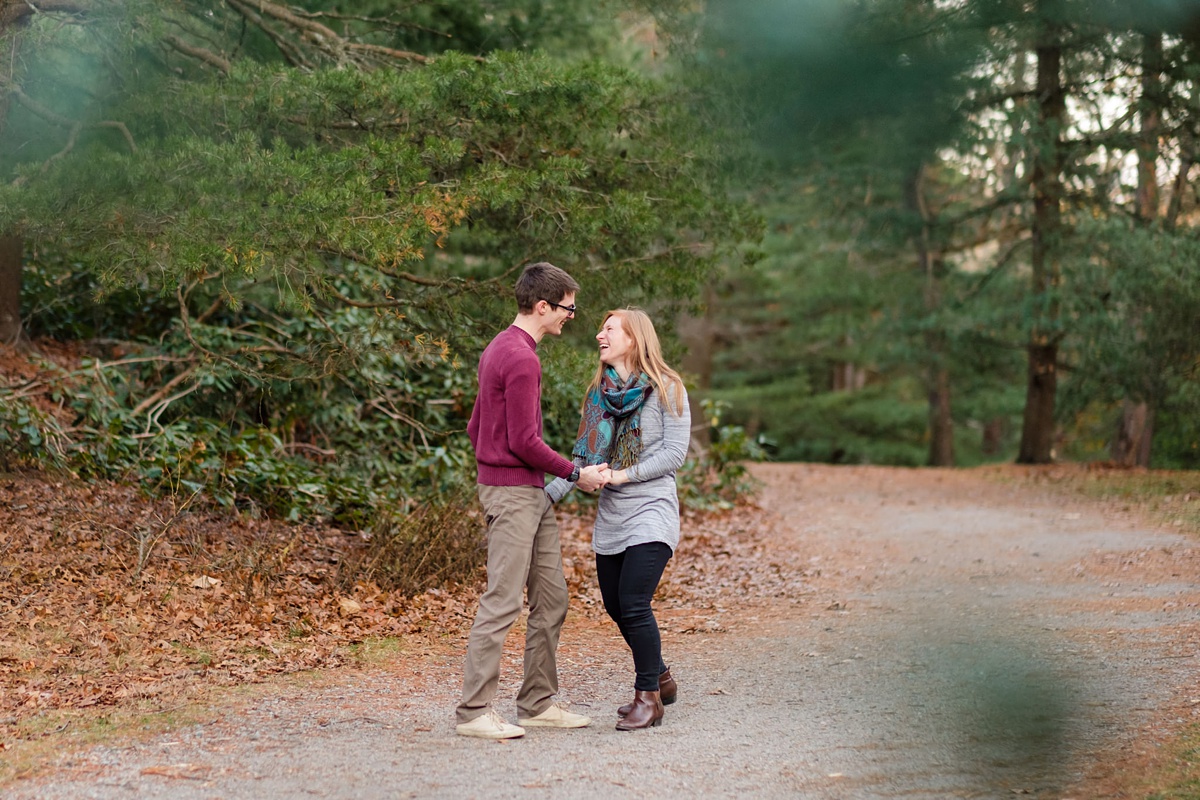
[614,689,664,730]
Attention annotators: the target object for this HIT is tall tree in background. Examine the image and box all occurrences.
[1111,30,1164,468]
[666,0,1200,468]
[1016,3,1067,464]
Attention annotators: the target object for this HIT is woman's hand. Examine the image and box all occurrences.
[605,467,630,486]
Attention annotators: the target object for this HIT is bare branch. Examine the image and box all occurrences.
[222,0,312,69]
[226,0,343,63]
[374,265,447,287]
[144,380,204,434]
[95,119,137,152]
[346,42,429,64]
[4,80,72,125]
[164,34,231,74]
[325,286,410,309]
[196,294,225,324]
[5,80,136,184]
[131,365,199,417]
[282,441,337,457]
[0,0,90,29]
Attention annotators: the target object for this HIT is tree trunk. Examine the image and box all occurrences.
[0,235,21,345]
[1111,399,1154,467]
[906,164,955,467]
[1016,24,1064,465]
[1,13,26,346]
[1110,32,1164,468]
[927,362,954,466]
[831,356,866,392]
[982,417,1007,457]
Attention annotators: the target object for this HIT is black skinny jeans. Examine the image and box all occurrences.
[595,541,672,692]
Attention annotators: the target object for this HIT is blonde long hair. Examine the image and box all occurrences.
[588,308,686,416]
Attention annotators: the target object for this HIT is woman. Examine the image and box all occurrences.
[547,308,691,730]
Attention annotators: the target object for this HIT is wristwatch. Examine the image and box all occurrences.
[569,465,581,482]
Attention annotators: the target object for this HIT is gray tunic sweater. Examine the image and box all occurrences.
[547,387,691,555]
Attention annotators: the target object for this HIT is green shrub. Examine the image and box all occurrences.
[678,398,766,510]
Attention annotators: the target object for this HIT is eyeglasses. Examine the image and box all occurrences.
[544,300,577,317]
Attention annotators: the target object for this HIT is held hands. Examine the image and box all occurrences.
[576,463,609,492]
[602,467,629,486]
[575,463,631,493]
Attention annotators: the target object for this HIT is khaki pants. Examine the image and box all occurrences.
[456,484,568,723]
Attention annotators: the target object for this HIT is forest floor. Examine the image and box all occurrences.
[3,462,1200,798]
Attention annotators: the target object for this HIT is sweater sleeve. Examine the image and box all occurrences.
[627,391,691,483]
[506,352,575,479]
[545,456,583,503]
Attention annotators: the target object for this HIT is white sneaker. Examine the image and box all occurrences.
[456,709,525,739]
[518,702,592,728]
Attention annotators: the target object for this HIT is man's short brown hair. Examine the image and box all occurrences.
[514,262,580,313]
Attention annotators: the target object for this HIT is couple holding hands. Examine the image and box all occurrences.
[456,262,689,739]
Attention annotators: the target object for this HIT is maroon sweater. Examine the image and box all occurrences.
[467,326,575,486]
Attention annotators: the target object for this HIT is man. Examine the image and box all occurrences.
[456,262,608,739]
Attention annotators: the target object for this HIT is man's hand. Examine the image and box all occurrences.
[576,463,609,492]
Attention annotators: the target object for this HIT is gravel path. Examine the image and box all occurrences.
[9,464,1200,799]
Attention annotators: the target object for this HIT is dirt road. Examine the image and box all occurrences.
[9,464,1200,799]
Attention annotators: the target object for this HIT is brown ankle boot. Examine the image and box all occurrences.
[619,667,676,716]
[615,690,663,730]
[658,666,677,706]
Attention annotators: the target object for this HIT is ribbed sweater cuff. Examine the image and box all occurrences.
[476,464,544,487]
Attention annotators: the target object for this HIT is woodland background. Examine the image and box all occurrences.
[0,0,1199,626]
[3,0,1199,532]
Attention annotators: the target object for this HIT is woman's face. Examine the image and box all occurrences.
[597,314,634,370]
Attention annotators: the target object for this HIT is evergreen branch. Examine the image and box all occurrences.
[164,34,231,74]
[954,235,1031,308]
[935,190,1026,231]
[324,287,410,310]
[373,265,447,287]
[612,243,712,266]
[317,245,449,288]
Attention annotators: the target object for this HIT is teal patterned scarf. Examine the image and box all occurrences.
[572,367,653,469]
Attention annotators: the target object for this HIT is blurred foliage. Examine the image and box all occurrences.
[677,399,765,510]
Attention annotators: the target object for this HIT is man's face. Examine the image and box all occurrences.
[544,291,576,337]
